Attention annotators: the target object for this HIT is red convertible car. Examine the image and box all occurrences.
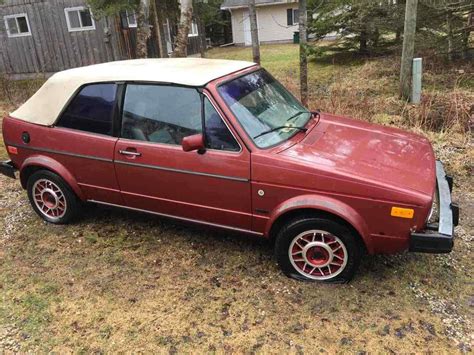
[1,58,458,283]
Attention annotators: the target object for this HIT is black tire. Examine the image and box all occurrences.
[26,170,81,224]
[274,216,362,283]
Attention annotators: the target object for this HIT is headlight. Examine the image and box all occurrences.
[426,192,439,224]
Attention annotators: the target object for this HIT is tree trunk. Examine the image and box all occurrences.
[446,11,454,62]
[171,0,193,58]
[299,0,308,108]
[372,28,380,50]
[136,0,151,58]
[195,5,207,58]
[399,0,418,100]
[395,28,401,42]
[248,0,260,64]
[461,26,469,60]
[152,0,168,58]
[359,29,368,55]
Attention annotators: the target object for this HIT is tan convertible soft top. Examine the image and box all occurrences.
[10,58,256,126]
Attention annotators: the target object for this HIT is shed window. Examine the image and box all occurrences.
[4,13,31,38]
[64,7,95,32]
[188,19,198,37]
[126,11,137,28]
[57,84,117,136]
[120,10,137,28]
[287,9,299,26]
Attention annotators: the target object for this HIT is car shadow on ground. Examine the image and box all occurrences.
[80,202,418,283]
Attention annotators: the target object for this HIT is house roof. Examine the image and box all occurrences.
[10,58,256,126]
[221,0,297,9]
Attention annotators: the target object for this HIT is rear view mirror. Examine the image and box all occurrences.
[182,133,205,153]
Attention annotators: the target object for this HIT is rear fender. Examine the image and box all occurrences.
[20,155,85,200]
[266,194,372,253]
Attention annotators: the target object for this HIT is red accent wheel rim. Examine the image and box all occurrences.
[32,179,67,221]
[289,230,348,280]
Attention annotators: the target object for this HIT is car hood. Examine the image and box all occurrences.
[278,113,436,196]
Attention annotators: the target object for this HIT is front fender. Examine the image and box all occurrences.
[265,194,372,253]
[20,155,85,200]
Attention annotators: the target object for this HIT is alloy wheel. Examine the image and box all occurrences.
[32,178,67,221]
[288,229,348,280]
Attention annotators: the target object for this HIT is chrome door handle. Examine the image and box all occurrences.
[119,150,142,157]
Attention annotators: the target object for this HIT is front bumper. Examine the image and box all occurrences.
[0,160,17,179]
[409,161,458,253]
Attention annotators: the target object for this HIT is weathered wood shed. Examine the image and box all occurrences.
[0,0,201,77]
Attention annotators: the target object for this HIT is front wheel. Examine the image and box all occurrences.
[274,216,362,283]
[26,170,81,224]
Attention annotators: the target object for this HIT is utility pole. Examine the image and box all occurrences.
[248,0,260,64]
[399,0,418,100]
[299,0,308,107]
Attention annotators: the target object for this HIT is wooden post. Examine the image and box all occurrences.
[399,0,418,100]
[411,57,422,104]
[248,0,260,64]
[299,0,308,107]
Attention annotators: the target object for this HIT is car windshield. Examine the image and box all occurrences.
[218,69,311,148]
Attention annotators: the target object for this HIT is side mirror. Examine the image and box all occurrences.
[182,133,205,153]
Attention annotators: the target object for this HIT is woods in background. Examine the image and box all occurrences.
[308,0,473,61]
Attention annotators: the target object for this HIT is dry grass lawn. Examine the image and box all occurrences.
[0,44,472,353]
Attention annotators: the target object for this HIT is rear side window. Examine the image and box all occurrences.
[57,83,117,135]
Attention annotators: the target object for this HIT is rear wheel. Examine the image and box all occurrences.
[27,170,80,224]
[275,216,362,283]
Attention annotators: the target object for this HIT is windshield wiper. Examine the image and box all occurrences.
[286,110,308,122]
[253,125,307,139]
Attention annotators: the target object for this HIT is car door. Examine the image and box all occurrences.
[114,83,252,231]
[52,83,122,204]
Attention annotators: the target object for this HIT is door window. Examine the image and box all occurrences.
[204,98,240,152]
[121,84,202,145]
[56,83,117,136]
[121,84,240,152]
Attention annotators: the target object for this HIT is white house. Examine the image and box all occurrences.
[221,0,300,45]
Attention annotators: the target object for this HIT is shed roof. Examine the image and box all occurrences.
[10,58,256,126]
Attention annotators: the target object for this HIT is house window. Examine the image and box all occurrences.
[121,10,137,28]
[287,8,299,26]
[188,19,198,37]
[4,13,31,38]
[64,7,95,32]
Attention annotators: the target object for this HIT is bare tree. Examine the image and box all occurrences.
[151,0,168,58]
[248,0,260,64]
[172,0,193,57]
[299,0,308,107]
[399,0,418,100]
[194,1,207,58]
[136,0,151,58]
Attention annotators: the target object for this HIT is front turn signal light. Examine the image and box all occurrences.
[391,206,414,219]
